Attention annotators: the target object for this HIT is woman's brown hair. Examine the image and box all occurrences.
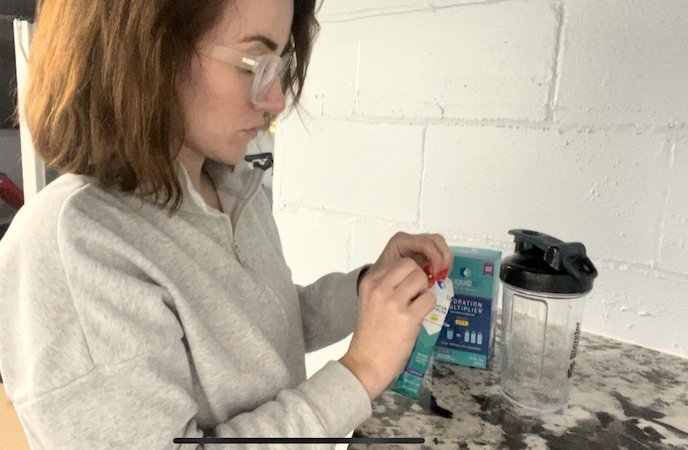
[24,0,319,212]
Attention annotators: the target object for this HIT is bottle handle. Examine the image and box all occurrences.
[508,229,598,281]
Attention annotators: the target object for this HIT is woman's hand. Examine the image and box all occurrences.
[367,232,453,287]
[340,233,453,400]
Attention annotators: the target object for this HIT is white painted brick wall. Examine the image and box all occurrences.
[277,119,424,221]
[274,0,688,371]
[557,0,688,126]
[422,126,671,263]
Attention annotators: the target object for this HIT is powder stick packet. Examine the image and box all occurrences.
[392,279,455,401]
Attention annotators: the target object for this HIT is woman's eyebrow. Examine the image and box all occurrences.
[240,34,278,52]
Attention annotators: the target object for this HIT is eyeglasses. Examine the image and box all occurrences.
[199,44,293,104]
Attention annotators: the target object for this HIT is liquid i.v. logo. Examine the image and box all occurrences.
[455,267,473,288]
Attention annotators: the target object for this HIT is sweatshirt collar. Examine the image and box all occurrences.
[174,159,264,217]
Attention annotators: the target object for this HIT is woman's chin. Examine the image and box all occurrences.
[206,144,248,167]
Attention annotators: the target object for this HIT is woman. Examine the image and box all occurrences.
[0,0,453,448]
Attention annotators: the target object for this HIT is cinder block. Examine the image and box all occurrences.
[354,2,557,120]
[275,116,424,221]
[420,125,670,263]
[557,0,688,126]
[298,23,359,117]
[273,208,354,286]
[583,266,688,358]
[658,139,688,272]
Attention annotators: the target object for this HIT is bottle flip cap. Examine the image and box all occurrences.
[499,229,598,294]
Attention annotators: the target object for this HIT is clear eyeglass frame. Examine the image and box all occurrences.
[199,44,294,104]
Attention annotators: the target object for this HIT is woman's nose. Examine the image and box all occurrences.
[254,78,286,115]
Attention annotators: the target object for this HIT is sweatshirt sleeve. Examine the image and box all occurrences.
[0,196,372,450]
[14,350,371,450]
[295,265,370,353]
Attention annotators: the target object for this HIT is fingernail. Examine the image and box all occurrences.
[437,268,449,281]
[423,265,432,277]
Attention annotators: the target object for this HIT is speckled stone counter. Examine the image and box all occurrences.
[350,333,688,450]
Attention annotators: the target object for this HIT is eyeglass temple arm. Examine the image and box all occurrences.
[203,45,257,69]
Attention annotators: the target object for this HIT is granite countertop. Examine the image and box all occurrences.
[350,333,688,450]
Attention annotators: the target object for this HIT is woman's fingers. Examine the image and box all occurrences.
[361,258,422,292]
[390,232,454,285]
[394,265,432,306]
[408,290,437,321]
[344,241,450,400]
[425,233,453,275]
[391,232,452,280]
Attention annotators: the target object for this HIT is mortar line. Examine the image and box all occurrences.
[547,0,565,122]
[418,126,428,225]
[271,126,283,210]
[321,6,428,24]
[320,0,512,24]
[656,141,677,264]
[278,203,420,227]
[279,201,688,281]
[353,39,361,114]
[305,114,688,135]
[346,220,355,271]
[429,0,511,9]
[283,200,688,281]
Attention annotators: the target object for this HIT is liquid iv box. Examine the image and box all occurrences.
[433,246,502,369]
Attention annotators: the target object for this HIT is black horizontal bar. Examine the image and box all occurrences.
[174,437,424,444]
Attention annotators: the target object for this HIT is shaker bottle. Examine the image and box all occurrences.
[499,229,598,414]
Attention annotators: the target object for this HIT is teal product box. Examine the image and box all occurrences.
[433,246,502,369]
[392,279,455,401]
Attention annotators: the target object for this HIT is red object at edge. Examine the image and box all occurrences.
[0,174,24,211]
[424,265,449,286]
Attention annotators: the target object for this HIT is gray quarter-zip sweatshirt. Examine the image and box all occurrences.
[0,159,371,449]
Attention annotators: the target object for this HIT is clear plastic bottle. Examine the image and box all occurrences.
[499,230,597,414]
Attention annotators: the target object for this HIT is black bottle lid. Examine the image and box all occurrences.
[499,229,598,295]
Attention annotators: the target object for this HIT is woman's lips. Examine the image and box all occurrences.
[243,129,259,138]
